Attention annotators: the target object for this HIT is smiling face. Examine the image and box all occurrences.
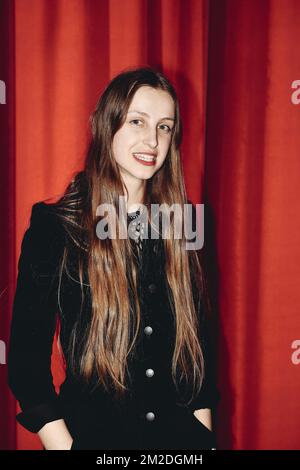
[112,86,175,189]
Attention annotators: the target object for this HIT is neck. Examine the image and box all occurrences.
[123,176,146,213]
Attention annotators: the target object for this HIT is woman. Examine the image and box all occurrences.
[8,67,219,450]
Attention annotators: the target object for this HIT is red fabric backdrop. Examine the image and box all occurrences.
[1,0,299,450]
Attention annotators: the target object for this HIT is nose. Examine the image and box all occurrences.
[143,125,158,149]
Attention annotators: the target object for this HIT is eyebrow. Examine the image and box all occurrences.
[127,110,175,122]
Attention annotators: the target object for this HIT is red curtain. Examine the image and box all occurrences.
[1,0,300,450]
[206,0,300,450]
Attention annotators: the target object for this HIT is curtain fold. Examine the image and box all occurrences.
[205,0,300,450]
[0,0,16,452]
[1,0,208,450]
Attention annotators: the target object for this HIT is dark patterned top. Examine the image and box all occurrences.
[8,201,220,450]
[127,208,145,253]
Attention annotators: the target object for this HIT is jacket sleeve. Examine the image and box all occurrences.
[187,200,220,411]
[8,202,66,433]
[189,299,221,411]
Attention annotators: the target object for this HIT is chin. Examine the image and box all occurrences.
[130,169,157,180]
[119,162,160,182]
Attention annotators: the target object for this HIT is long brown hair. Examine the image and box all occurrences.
[50,66,209,406]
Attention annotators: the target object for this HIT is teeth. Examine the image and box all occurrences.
[133,153,156,162]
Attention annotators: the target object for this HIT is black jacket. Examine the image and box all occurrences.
[8,202,220,450]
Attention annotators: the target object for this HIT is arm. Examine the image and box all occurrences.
[189,299,220,416]
[8,202,73,449]
[193,408,212,431]
[189,300,219,449]
[38,419,73,450]
[187,202,219,446]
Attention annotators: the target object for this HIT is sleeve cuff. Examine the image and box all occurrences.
[189,387,221,411]
[16,399,64,433]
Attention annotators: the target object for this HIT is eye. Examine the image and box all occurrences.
[129,119,143,126]
[129,119,173,133]
[158,124,172,133]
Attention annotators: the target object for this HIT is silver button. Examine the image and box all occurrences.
[148,283,156,293]
[153,243,158,254]
[144,326,153,336]
[145,368,154,378]
[146,412,155,421]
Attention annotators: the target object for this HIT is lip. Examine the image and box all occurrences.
[132,152,157,166]
[133,152,157,156]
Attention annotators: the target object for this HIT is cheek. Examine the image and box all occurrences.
[112,133,126,160]
[161,137,172,157]
[113,129,135,155]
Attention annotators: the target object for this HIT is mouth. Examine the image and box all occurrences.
[132,152,157,166]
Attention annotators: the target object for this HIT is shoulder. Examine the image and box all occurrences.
[28,201,67,236]
[186,198,198,222]
[29,201,66,244]
[185,199,203,247]
[21,201,66,266]
[30,201,61,224]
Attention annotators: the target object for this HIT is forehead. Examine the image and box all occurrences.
[128,86,175,117]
